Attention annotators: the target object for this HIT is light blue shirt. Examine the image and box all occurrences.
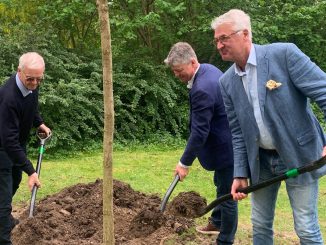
[234,45,275,149]
[16,73,32,97]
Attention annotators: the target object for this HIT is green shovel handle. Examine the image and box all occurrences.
[198,155,326,217]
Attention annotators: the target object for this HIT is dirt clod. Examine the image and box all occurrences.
[166,191,207,218]
[129,206,166,238]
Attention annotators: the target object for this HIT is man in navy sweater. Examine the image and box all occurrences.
[0,52,51,245]
[164,42,238,245]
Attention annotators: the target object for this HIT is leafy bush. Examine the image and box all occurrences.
[2,0,326,154]
[113,59,188,142]
[0,30,189,153]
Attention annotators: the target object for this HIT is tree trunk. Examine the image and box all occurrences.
[96,0,114,244]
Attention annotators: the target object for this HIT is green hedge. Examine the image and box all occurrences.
[0,31,189,152]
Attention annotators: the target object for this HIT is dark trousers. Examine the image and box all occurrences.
[210,166,238,244]
[0,150,22,245]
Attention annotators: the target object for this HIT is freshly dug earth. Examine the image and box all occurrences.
[12,179,213,245]
[166,191,207,218]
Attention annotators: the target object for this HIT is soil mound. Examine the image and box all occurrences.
[166,191,207,218]
[11,179,201,245]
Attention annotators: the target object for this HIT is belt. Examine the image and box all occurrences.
[259,147,278,155]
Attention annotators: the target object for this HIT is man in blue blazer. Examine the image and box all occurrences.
[211,9,326,245]
[164,42,238,245]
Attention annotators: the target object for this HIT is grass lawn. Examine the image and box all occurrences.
[13,147,326,244]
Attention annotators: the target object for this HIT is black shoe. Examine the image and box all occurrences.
[10,214,19,230]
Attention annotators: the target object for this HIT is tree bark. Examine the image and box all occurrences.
[96,0,114,244]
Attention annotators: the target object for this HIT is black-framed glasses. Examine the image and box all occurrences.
[22,70,44,83]
[212,30,242,46]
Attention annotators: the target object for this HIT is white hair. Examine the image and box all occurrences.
[18,52,45,71]
[211,9,252,40]
[164,42,197,66]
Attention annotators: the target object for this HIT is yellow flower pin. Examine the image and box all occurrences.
[266,80,282,90]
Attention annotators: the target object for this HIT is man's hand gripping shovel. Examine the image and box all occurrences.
[28,131,52,218]
[197,155,326,217]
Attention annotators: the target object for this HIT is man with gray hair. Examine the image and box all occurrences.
[211,9,326,244]
[165,42,238,245]
[0,52,51,244]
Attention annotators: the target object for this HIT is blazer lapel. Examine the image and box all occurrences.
[255,45,268,116]
[233,74,249,105]
[232,73,258,128]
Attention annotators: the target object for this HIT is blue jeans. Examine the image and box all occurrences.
[211,166,238,244]
[251,149,323,245]
[0,150,22,245]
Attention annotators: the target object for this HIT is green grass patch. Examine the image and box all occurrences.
[13,147,326,243]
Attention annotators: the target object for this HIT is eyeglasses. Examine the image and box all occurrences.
[21,70,44,83]
[212,30,242,45]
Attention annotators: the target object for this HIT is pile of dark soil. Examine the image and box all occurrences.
[11,179,210,245]
[166,191,207,218]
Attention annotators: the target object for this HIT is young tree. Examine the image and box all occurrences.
[96,0,114,244]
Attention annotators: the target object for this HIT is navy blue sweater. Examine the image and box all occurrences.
[0,74,43,175]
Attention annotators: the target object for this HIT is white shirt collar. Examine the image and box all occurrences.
[187,64,200,89]
[234,44,256,77]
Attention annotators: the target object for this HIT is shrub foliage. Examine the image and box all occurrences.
[1,0,325,152]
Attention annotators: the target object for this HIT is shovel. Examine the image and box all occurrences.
[28,131,52,218]
[197,155,326,217]
[160,174,180,212]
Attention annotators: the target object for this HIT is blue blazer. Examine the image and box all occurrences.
[180,63,234,171]
[219,43,326,184]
